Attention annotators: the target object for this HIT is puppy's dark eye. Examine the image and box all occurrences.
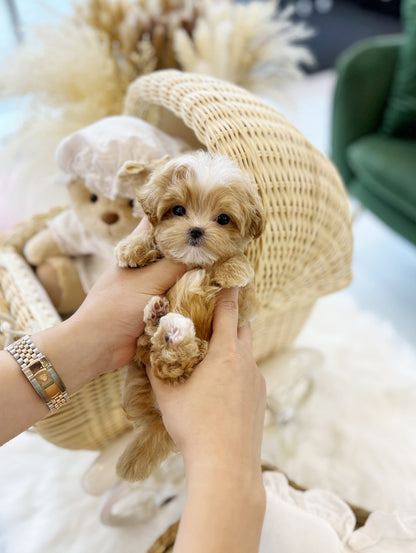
[216,214,230,226]
[90,194,98,203]
[172,205,186,216]
[128,199,134,208]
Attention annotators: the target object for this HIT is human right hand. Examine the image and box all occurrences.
[147,287,267,480]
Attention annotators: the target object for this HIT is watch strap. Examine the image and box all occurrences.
[6,335,70,413]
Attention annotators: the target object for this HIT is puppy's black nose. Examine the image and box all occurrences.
[188,227,205,244]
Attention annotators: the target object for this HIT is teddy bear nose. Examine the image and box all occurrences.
[102,212,119,225]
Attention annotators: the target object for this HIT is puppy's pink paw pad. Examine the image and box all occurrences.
[144,296,169,323]
[160,313,194,344]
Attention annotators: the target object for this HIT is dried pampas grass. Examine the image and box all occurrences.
[0,0,314,228]
[0,20,149,227]
[174,0,314,97]
[74,0,201,72]
[0,21,155,123]
[0,0,313,129]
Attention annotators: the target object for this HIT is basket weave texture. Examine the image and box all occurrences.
[1,70,352,451]
[124,70,353,358]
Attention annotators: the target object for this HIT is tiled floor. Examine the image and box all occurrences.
[1,1,415,348]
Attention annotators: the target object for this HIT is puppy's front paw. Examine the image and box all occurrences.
[114,234,142,267]
[213,255,255,288]
[143,296,170,327]
[115,234,160,268]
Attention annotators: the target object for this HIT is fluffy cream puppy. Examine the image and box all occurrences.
[115,150,265,481]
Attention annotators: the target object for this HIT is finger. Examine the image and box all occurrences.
[237,321,252,342]
[146,363,158,389]
[109,217,152,269]
[137,257,187,295]
[146,363,175,406]
[131,215,152,235]
[210,287,239,345]
[146,363,163,396]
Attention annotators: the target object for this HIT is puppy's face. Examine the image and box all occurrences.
[139,152,265,266]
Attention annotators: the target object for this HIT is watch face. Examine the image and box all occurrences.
[28,359,51,387]
[34,368,50,386]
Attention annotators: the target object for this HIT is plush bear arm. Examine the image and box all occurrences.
[23,228,63,266]
[213,254,255,288]
[115,232,161,268]
[0,206,65,255]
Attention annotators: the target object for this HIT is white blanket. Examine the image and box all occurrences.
[1,290,416,552]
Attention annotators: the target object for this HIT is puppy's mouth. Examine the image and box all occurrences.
[158,227,219,266]
[178,227,218,266]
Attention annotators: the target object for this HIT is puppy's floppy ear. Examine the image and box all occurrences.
[118,155,170,190]
[249,191,266,239]
[138,156,177,227]
[240,186,266,240]
[117,161,151,194]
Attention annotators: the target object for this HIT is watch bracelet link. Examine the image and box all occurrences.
[6,334,70,413]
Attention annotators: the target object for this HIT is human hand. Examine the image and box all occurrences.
[1,218,186,442]
[34,218,186,393]
[147,287,267,481]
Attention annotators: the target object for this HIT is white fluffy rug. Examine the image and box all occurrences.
[262,291,416,513]
[1,290,416,552]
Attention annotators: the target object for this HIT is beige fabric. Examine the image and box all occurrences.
[1,70,352,450]
[48,209,115,292]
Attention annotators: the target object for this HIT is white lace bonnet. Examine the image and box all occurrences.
[55,115,188,199]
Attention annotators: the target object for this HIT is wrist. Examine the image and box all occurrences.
[184,454,265,500]
[31,317,101,395]
[184,462,266,532]
[183,440,263,480]
[176,457,266,553]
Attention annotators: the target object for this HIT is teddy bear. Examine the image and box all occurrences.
[23,115,188,315]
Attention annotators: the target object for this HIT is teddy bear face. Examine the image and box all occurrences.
[68,179,140,244]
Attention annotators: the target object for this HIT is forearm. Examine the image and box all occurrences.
[0,320,98,444]
[174,465,266,553]
[0,348,49,443]
[0,311,122,444]
[0,257,185,445]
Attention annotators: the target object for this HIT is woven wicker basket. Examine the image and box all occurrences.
[123,70,352,356]
[0,248,61,346]
[1,70,352,451]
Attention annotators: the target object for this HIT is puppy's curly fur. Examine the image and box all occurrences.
[115,151,265,481]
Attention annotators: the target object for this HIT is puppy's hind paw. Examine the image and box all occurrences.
[151,313,203,382]
[159,313,195,345]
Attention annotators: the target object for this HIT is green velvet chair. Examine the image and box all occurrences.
[331,4,416,246]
